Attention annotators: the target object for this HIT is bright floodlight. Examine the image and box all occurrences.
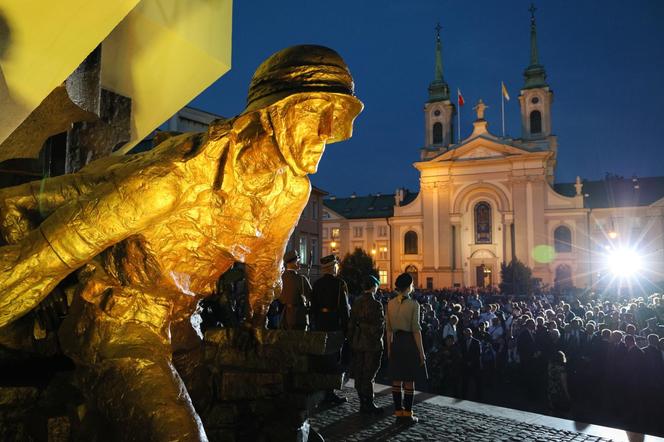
[607,248,642,277]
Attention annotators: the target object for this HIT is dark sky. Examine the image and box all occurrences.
[189,1,664,197]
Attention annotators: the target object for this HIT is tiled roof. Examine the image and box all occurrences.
[324,191,418,219]
[554,176,664,209]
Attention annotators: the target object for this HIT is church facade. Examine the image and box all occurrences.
[322,14,664,292]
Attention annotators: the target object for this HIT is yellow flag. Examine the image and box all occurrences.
[501,81,510,101]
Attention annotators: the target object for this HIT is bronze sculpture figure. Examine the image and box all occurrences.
[0,45,363,440]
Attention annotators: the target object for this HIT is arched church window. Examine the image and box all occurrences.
[474,202,491,244]
[530,110,542,134]
[404,231,418,255]
[554,226,572,253]
[432,122,443,144]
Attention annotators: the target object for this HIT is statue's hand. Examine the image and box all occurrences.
[0,189,39,244]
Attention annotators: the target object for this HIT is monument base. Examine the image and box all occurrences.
[0,328,346,441]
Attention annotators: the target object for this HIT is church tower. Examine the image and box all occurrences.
[518,4,554,147]
[421,24,455,160]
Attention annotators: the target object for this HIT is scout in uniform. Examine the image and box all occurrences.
[348,274,385,414]
[279,250,312,330]
[312,254,350,404]
[387,272,427,424]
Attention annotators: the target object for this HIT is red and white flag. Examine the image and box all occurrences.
[457,88,465,106]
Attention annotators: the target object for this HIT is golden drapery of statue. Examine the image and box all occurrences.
[0,45,362,440]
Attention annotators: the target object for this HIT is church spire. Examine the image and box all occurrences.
[434,23,444,82]
[529,4,539,65]
[523,3,547,89]
[428,22,450,102]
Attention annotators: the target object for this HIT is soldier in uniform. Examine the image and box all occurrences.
[348,274,385,414]
[312,254,350,403]
[279,250,312,330]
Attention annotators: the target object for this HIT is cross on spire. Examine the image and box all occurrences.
[427,21,449,101]
[523,2,547,88]
[529,3,537,24]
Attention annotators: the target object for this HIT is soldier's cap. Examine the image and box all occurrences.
[320,254,339,267]
[361,274,381,291]
[284,250,299,264]
[244,45,363,143]
[395,272,414,291]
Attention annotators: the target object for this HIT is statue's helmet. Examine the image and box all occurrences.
[245,45,363,143]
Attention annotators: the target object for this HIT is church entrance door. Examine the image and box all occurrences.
[475,264,492,288]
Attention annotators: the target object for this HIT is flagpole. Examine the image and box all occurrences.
[501,82,505,137]
[457,102,461,142]
[457,90,461,143]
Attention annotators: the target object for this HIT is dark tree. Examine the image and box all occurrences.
[340,248,379,295]
[499,259,535,297]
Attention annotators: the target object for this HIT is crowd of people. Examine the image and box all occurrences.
[202,257,664,434]
[384,286,664,434]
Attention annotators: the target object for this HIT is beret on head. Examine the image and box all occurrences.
[361,274,380,291]
[395,272,413,291]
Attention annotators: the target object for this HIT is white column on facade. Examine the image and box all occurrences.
[526,181,535,268]
[501,218,507,264]
[433,183,439,269]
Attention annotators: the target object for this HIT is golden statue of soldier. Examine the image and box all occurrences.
[0,45,362,440]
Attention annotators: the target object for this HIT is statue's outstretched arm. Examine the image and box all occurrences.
[0,157,125,244]
[0,172,180,328]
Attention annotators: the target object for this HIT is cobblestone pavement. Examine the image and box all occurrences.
[310,388,613,442]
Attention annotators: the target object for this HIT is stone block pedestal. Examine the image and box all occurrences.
[194,328,345,442]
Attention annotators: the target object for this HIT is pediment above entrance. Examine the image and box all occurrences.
[457,146,504,160]
[421,136,539,166]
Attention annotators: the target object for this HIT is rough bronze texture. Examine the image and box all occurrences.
[0,45,362,441]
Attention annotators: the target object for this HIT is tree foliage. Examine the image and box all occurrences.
[340,248,379,295]
[499,259,535,296]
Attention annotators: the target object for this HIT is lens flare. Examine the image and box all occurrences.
[606,248,642,277]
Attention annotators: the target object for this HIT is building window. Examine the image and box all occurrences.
[331,228,340,239]
[377,225,387,237]
[379,245,388,260]
[426,277,433,290]
[323,210,330,219]
[353,226,363,238]
[312,200,318,220]
[298,237,308,265]
[554,225,572,253]
[379,269,388,285]
[530,110,542,134]
[404,231,418,254]
[432,122,443,144]
[311,238,318,263]
[474,202,492,244]
[322,228,328,239]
